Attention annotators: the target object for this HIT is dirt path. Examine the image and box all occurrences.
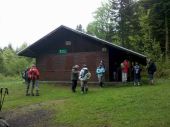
[1,100,65,127]
[7,109,54,127]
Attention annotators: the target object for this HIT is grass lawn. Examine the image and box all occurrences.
[0,79,170,127]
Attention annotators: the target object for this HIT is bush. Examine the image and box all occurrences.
[0,73,21,82]
[155,60,170,79]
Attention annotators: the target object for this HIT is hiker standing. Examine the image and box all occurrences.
[121,59,129,83]
[112,62,118,81]
[100,60,106,70]
[79,64,91,94]
[133,62,142,86]
[96,63,105,87]
[22,67,31,96]
[28,64,40,96]
[71,65,79,92]
[22,67,30,83]
[147,59,157,85]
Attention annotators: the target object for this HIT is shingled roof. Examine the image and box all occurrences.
[18,25,146,59]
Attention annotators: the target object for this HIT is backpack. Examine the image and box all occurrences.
[22,69,28,80]
[82,69,88,78]
[152,63,157,72]
[79,68,91,81]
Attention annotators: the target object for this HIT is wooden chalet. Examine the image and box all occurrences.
[18,25,146,82]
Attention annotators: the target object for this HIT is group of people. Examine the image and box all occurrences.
[22,64,40,96]
[22,59,156,95]
[71,58,157,93]
[71,61,106,93]
[71,64,91,94]
[120,58,157,86]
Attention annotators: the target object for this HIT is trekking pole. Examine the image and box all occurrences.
[0,88,3,111]
[0,88,8,112]
[0,88,3,99]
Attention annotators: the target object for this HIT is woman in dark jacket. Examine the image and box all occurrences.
[71,65,79,92]
[147,59,157,85]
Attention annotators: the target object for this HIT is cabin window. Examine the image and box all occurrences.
[102,47,107,52]
[65,41,71,46]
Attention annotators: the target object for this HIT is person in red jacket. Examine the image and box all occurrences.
[28,64,40,96]
[121,59,129,83]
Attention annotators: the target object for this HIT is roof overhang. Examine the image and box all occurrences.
[18,25,146,61]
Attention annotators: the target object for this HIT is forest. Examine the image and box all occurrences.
[0,0,170,78]
[0,43,34,78]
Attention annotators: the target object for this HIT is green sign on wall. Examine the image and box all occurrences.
[58,49,67,54]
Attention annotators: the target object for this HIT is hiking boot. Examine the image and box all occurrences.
[81,87,84,93]
[36,90,39,96]
[100,82,103,87]
[72,89,76,93]
[26,89,30,96]
[36,93,39,96]
[85,88,88,93]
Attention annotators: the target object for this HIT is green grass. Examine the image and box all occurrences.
[1,79,170,127]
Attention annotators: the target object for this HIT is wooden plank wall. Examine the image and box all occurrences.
[37,51,109,82]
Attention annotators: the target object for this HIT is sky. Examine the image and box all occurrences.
[0,0,105,49]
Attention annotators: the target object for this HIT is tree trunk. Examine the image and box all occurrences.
[165,12,169,61]
[120,0,125,47]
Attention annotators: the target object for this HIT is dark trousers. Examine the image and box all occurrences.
[26,79,31,94]
[31,79,36,94]
[81,80,88,93]
[26,79,39,96]
[134,74,140,83]
[71,80,77,92]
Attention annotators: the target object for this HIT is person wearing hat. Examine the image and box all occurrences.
[71,65,79,92]
[79,64,91,94]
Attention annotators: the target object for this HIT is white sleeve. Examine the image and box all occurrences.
[79,69,83,77]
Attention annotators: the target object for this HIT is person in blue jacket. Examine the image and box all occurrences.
[133,62,142,86]
[96,63,105,87]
